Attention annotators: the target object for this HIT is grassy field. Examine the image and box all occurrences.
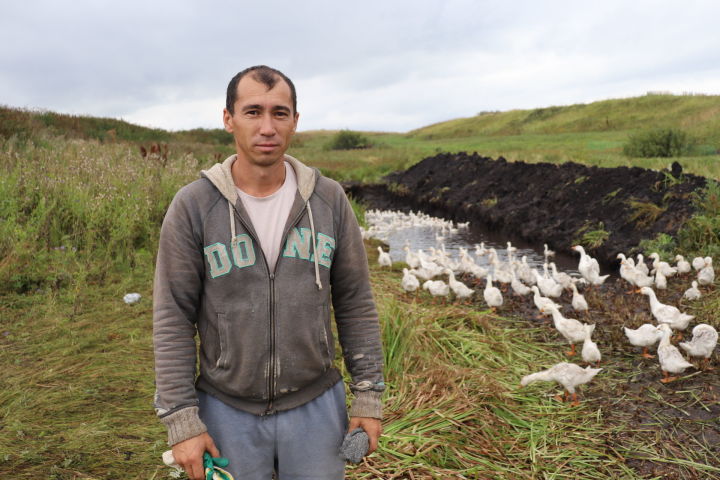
[1,94,719,478]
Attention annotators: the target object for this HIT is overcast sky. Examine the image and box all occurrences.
[2,1,719,132]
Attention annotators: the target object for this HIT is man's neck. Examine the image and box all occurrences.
[231,156,287,197]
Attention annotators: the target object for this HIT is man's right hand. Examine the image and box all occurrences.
[171,432,221,480]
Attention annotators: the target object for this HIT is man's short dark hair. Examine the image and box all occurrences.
[226,65,297,115]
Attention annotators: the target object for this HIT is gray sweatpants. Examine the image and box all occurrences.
[198,381,348,480]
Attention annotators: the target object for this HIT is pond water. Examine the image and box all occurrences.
[364,209,581,276]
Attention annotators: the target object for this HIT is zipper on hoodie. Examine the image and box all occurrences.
[266,271,276,415]
[226,202,306,416]
[264,204,309,415]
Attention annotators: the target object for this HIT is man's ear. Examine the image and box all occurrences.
[223,108,233,133]
[292,112,300,133]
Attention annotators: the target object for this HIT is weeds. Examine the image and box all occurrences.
[638,233,677,259]
[574,221,610,249]
[481,197,498,208]
[602,188,622,205]
[386,182,410,196]
[347,195,367,229]
[574,175,588,184]
[676,179,720,258]
[627,199,667,228]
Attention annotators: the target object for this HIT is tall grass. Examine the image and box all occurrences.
[0,136,207,293]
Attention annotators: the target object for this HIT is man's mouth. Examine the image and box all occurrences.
[256,143,279,151]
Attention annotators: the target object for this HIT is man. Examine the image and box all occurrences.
[153,65,384,480]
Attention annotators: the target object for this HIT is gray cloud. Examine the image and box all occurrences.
[2,0,719,131]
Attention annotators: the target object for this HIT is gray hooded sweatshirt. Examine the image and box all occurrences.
[153,154,384,446]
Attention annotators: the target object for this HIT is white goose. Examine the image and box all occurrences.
[618,257,636,286]
[550,262,574,291]
[654,270,667,290]
[570,283,589,315]
[581,323,601,366]
[624,323,662,358]
[490,256,513,285]
[697,257,715,286]
[422,279,450,303]
[674,255,692,274]
[403,245,421,269]
[415,256,445,280]
[692,256,706,271]
[520,362,602,406]
[622,260,654,292]
[636,254,650,276]
[683,281,701,301]
[510,270,532,296]
[517,256,536,285]
[572,245,609,286]
[483,274,503,312]
[657,323,694,383]
[546,304,595,357]
[445,269,474,303]
[531,286,559,317]
[401,268,420,294]
[534,268,563,298]
[458,252,488,279]
[679,324,718,370]
[377,246,392,267]
[640,287,694,336]
[543,243,555,262]
[649,252,677,278]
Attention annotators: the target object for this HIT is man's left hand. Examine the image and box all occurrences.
[348,416,382,455]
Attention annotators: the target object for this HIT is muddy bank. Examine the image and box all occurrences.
[346,152,707,266]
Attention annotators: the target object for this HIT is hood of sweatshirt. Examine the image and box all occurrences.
[200,154,324,289]
[201,153,317,206]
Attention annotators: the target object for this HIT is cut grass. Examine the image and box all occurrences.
[0,242,649,479]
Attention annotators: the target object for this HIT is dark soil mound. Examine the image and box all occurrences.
[347,152,707,266]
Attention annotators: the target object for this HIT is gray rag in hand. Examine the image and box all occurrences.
[339,428,369,464]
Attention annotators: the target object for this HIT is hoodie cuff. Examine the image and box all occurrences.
[349,391,383,419]
[160,406,208,446]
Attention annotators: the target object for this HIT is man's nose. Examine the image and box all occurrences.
[259,114,276,136]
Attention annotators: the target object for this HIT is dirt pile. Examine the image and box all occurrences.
[347,152,707,266]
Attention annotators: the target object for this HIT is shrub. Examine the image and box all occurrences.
[676,180,720,258]
[326,130,371,150]
[639,233,676,261]
[622,128,693,158]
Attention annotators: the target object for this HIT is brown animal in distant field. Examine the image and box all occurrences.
[140,143,169,167]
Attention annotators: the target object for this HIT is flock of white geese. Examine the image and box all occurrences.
[362,209,718,406]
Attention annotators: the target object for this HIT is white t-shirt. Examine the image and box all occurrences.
[236,161,297,272]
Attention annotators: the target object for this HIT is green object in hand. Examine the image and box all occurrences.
[203,452,233,480]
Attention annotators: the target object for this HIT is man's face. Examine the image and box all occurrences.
[223,75,299,167]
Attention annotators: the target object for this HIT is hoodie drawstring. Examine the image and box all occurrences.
[307,202,323,290]
[228,201,237,247]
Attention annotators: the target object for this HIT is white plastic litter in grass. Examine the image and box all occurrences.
[123,293,142,304]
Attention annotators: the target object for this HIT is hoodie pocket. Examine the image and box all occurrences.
[215,312,229,369]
